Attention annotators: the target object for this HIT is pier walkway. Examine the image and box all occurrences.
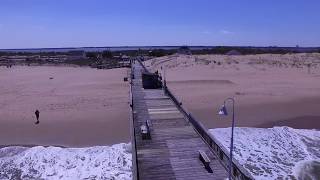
[130,61,229,180]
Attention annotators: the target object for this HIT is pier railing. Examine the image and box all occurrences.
[129,60,139,180]
[163,83,252,180]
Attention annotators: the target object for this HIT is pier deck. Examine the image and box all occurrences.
[130,61,228,180]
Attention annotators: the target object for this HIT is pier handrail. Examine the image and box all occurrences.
[136,57,149,73]
[129,59,139,180]
[164,85,253,180]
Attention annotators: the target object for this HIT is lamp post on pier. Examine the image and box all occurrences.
[218,97,235,180]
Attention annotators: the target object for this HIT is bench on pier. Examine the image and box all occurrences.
[199,150,211,169]
[140,120,151,140]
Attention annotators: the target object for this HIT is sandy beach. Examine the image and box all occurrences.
[0,66,129,147]
[146,53,320,129]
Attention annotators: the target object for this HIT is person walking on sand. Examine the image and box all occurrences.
[35,110,40,124]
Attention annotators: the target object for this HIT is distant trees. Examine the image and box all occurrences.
[147,49,177,57]
[86,52,98,59]
[0,52,7,56]
[148,49,167,57]
[86,50,113,59]
[179,46,190,51]
[102,50,113,58]
[190,46,300,55]
[178,46,191,55]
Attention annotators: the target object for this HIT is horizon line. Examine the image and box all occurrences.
[1,45,319,51]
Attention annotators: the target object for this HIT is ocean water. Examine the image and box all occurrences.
[0,143,132,179]
[209,126,320,179]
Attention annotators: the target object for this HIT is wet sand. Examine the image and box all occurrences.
[0,66,129,147]
[146,53,320,129]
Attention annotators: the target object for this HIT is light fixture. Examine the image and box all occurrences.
[217,98,235,180]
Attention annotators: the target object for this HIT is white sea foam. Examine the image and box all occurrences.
[209,127,320,179]
[0,143,132,179]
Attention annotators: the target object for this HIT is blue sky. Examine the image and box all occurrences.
[0,0,319,48]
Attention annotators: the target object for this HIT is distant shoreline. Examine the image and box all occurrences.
[1,45,319,53]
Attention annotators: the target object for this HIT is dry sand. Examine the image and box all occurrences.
[0,66,129,147]
[145,53,320,129]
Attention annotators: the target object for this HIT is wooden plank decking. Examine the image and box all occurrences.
[130,61,229,180]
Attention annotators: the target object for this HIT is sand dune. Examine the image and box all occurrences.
[145,53,320,129]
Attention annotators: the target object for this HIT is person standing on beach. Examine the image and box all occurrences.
[35,110,40,124]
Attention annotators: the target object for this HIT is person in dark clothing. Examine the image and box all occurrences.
[35,110,40,124]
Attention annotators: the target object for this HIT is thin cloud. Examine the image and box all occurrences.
[220,29,234,35]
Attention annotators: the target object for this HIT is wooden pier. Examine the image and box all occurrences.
[130,60,230,180]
